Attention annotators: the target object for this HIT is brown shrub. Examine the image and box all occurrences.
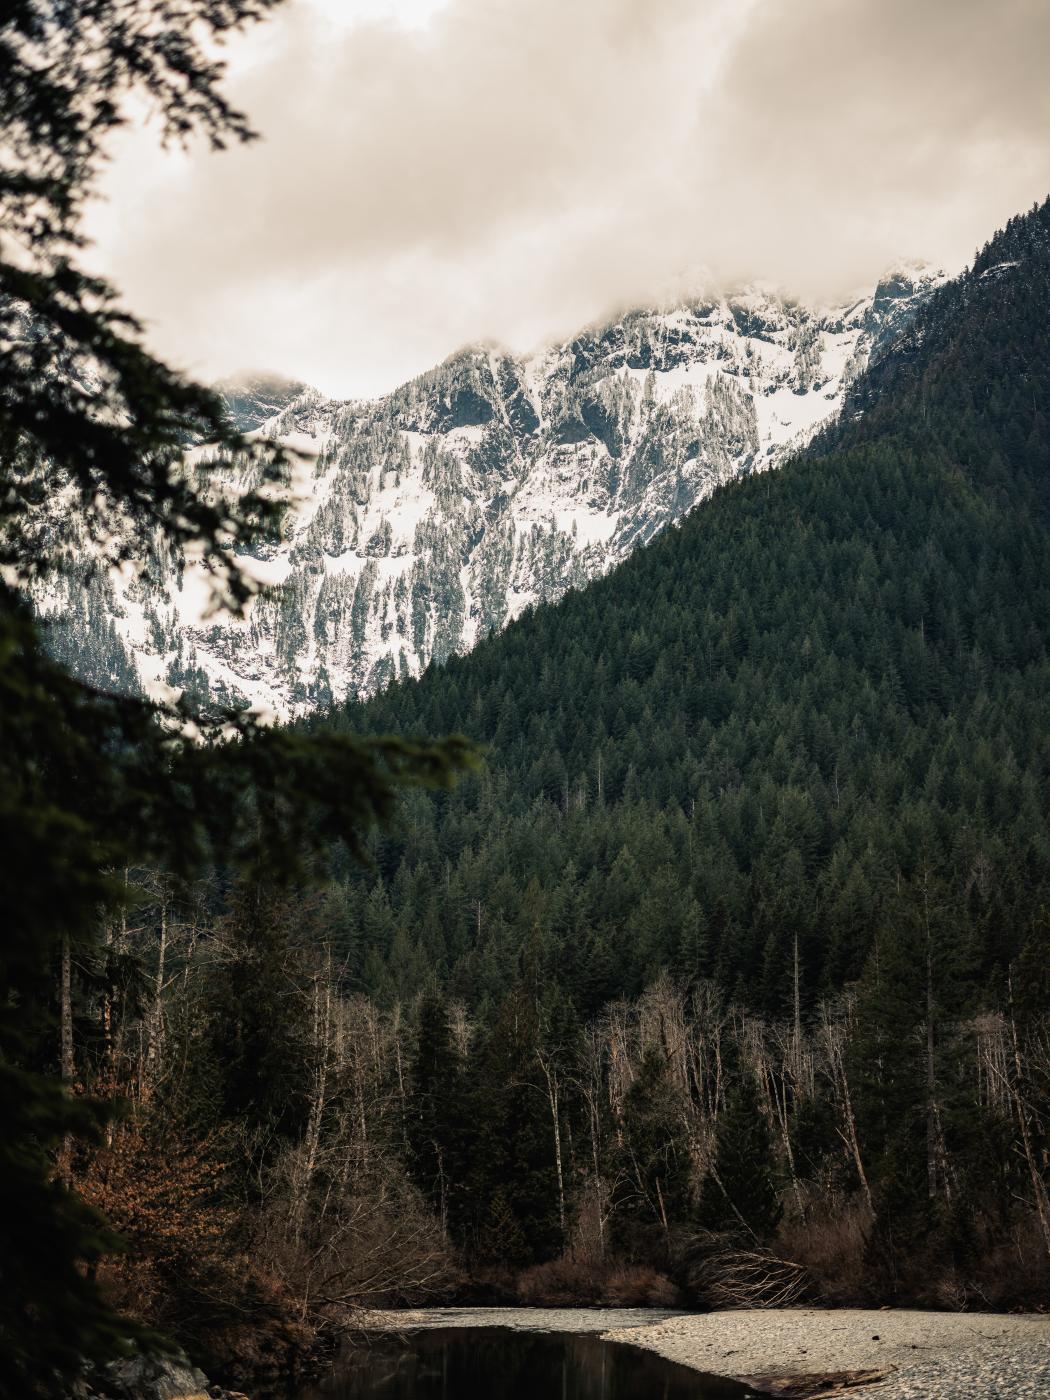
[516,1256,603,1305]
[964,1215,1050,1310]
[516,1256,681,1307]
[75,1121,312,1374]
[779,1199,1050,1311]
[777,1199,872,1305]
[604,1265,682,1308]
[895,1211,1050,1311]
[76,1124,236,1269]
[251,1163,463,1315]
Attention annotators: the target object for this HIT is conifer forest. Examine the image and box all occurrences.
[2,1,1050,1397]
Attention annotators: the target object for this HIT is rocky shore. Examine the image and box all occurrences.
[70,1352,250,1400]
[361,1305,1050,1398]
[607,1309,1050,1399]
[77,1309,1050,1397]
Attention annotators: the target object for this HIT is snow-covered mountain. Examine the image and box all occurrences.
[46,265,943,714]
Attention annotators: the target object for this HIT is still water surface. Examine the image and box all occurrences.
[300,1327,764,1400]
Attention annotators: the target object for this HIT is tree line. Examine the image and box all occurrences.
[53,870,1050,1385]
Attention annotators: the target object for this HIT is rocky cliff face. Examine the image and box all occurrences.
[42,266,942,714]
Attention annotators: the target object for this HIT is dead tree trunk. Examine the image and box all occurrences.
[58,932,75,1176]
[1007,974,1050,1260]
[791,934,803,1088]
[298,953,333,1244]
[145,895,168,1097]
[60,932,74,1085]
[920,873,951,1200]
[538,1049,567,1247]
[821,1003,873,1216]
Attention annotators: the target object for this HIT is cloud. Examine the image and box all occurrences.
[84,0,1050,396]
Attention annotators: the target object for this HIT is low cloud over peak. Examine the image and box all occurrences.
[85,0,1050,397]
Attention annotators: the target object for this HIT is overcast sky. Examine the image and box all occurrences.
[84,0,1050,399]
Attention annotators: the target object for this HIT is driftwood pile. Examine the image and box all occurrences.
[681,1230,812,1309]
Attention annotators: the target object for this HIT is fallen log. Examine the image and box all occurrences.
[740,1368,892,1398]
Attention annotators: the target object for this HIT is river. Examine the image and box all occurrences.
[298,1326,764,1399]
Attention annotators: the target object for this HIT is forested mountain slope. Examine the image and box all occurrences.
[53,205,1050,1342]
[328,198,1050,1017]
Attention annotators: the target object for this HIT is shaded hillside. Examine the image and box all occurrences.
[326,198,1050,1017]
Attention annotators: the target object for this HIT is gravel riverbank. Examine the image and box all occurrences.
[360,1305,1050,1397]
[606,1308,1050,1398]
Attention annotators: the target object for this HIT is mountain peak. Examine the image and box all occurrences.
[54,265,945,716]
[218,371,312,432]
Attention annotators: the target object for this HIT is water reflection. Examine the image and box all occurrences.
[301,1327,764,1399]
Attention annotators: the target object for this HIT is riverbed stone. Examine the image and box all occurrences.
[71,1351,226,1400]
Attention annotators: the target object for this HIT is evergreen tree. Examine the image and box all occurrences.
[406,989,464,1230]
[457,989,561,1264]
[698,1072,782,1242]
[0,5,470,1390]
[615,1050,694,1239]
[199,884,313,1154]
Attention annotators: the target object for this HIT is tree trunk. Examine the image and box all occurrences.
[101,918,113,1067]
[839,1059,873,1217]
[298,960,333,1243]
[539,1051,567,1247]
[60,932,74,1085]
[924,898,938,1200]
[1007,974,1050,1260]
[792,933,803,1088]
[822,1006,873,1216]
[58,932,75,1177]
[921,876,951,1200]
[145,895,167,1096]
